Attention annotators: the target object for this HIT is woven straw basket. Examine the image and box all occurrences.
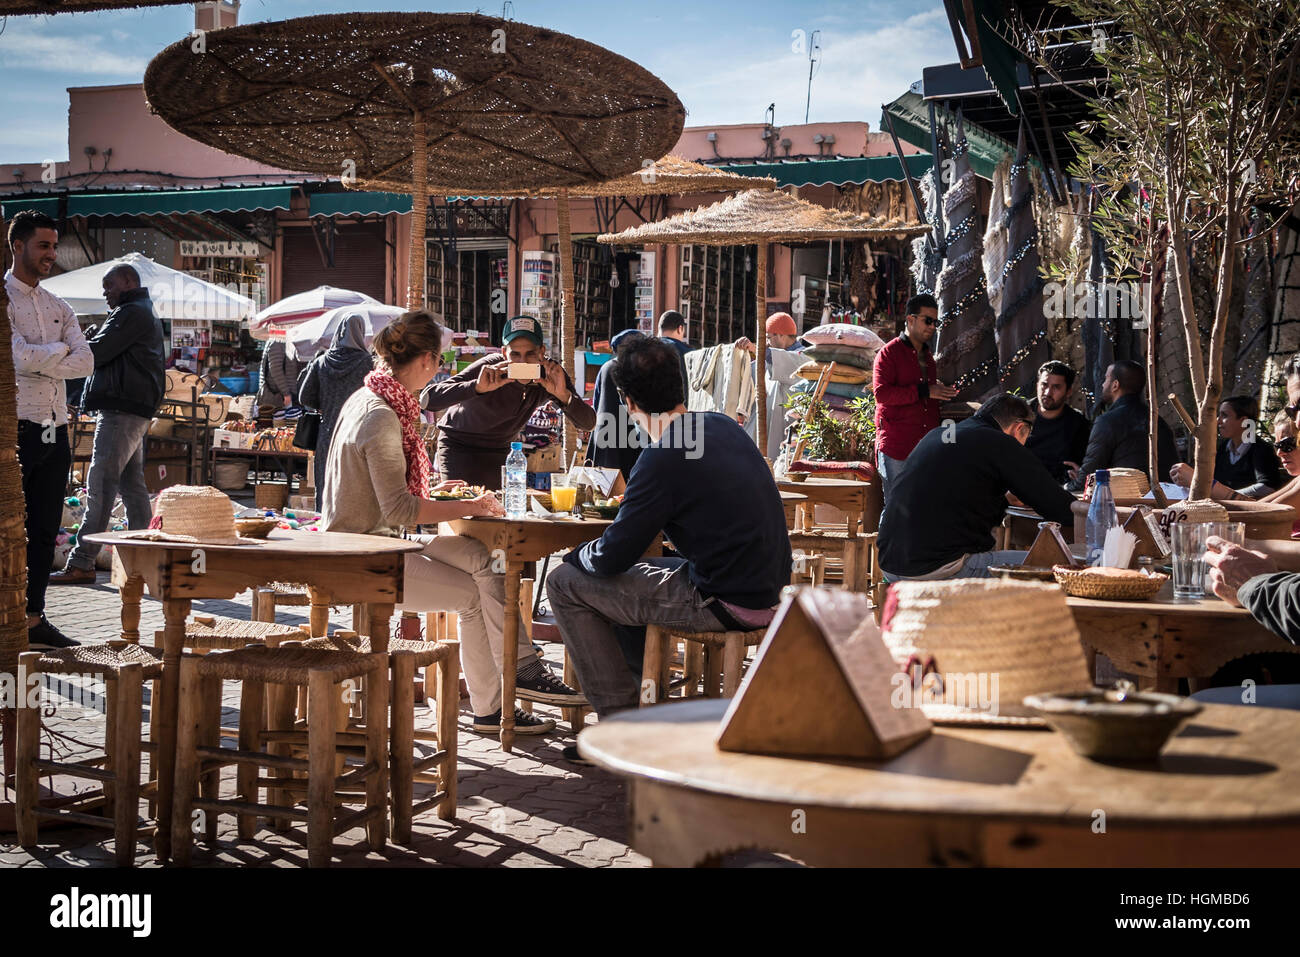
[881,579,1093,726]
[1106,467,1150,499]
[1053,565,1168,600]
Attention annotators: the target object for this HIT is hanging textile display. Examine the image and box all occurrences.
[909,168,943,296]
[994,126,1051,395]
[1263,209,1300,416]
[1236,210,1274,403]
[933,116,999,399]
[983,153,1011,317]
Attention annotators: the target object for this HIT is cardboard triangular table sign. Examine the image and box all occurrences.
[1023,521,1075,568]
[1123,505,1170,564]
[717,588,931,760]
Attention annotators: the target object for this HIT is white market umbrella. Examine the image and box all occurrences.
[251,285,380,340]
[42,251,255,321]
[286,302,406,362]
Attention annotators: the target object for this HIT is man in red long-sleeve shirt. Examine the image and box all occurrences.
[872,294,957,497]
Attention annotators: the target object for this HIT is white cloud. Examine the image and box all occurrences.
[0,26,149,76]
[653,9,950,131]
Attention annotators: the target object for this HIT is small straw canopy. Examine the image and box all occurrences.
[0,0,185,10]
[597,188,932,246]
[444,154,778,200]
[144,12,685,195]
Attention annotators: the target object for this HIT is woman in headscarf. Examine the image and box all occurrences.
[299,312,374,500]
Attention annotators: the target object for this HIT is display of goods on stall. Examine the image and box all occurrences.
[251,428,298,452]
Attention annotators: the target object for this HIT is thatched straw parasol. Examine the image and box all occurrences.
[599,188,931,454]
[144,12,684,312]
[420,155,777,460]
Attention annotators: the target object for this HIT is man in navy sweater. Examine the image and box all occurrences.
[547,336,791,744]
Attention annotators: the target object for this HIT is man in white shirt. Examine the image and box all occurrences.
[8,210,92,648]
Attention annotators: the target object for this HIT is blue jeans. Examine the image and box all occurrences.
[67,410,153,571]
[882,549,1028,583]
[876,450,908,499]
[546,557,729,716]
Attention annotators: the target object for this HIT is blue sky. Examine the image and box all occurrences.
[0,0,952,163]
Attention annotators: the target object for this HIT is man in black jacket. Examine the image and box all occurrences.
[1027,360,1091,483]
[546,336,791,738]
[1066,359,1177,491]
[50,263,165,584]
[878,393,1076,580]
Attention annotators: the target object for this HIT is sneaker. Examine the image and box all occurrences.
[27,617,81,650]
[515,658,588,707]
[48,565,97,586]
[471,707,556,736]
[561,745,593,767]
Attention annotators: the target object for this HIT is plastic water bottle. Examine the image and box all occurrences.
[504,441,528,520]
[1085,469,1118,564]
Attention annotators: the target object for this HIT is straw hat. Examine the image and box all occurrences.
[121,485,257,546]
[880,579,1093,726]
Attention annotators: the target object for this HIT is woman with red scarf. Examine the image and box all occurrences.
[320,311,584,736]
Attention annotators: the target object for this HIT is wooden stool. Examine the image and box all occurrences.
[790,550,826,586]
[302,632,460,843]
[16,641,164,867]
[788,530,870,592]
[641,626,767,704]
[155,614,306,653]
[171,645,389,868]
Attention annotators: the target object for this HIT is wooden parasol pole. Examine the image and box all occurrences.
[557,189,578,463]
[756,241,768,458]
[0,216,25,785]
[407,110,428,310]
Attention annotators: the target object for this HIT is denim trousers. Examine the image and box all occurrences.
[876,449,909,499]
[67,410,154,570]
[546,557,727,717]
[882,549,1029,583]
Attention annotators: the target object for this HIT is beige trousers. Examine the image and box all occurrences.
[399,534,530,717]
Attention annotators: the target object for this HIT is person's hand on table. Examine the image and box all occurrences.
[538,358,571,403]
[1205,536,1277,607]
[930,380,959,401]
[1064,460,1081,482]
[474,361,510,394]
[432,479,465,494]
[1169,462,1193,487]
[469,491,505,518]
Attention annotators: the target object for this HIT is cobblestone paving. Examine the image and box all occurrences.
[1,580,657,868]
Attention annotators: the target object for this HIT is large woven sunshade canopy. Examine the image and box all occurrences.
[600,188,931,453]
[144,11,686,309]
[0,0,183,9]
[437,154,776,459]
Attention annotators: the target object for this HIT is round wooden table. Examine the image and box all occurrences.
[83,528,421,861]
[777,477,875,534]
[1065,580,1300,692]
[579,698,1300,867]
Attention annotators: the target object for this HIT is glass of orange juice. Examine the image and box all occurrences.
[550,473,577,512]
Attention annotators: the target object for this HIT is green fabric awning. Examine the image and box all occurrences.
[68,186,293,217]
[310,191,413,217]
[716,155,932,188]
[882,91,1032,181]
[0,196,61,220]
[970,0,1023,116]
[2,186,295,220]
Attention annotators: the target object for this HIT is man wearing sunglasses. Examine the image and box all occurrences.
[872,293,958,497]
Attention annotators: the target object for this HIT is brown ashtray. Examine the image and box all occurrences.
[785,471,810,483]
[1024,688,1201,762]
[234,518,280,539]
[988,564,1058,582]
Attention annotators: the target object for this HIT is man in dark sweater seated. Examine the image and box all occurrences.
[547,337,792,735]
[878,393,1077,581]
[1026,360,1091,484]
[1066,359,1177,492]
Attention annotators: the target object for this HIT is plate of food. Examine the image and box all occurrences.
[430,484,490,501]
[581,495,624,519]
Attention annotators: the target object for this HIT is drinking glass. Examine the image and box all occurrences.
[1206,521,1246,548]
[1170,522,1210,599]
[550,473,577,513]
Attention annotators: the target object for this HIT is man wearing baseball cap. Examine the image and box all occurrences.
[743,312,806,460]
[423,315,596,486]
